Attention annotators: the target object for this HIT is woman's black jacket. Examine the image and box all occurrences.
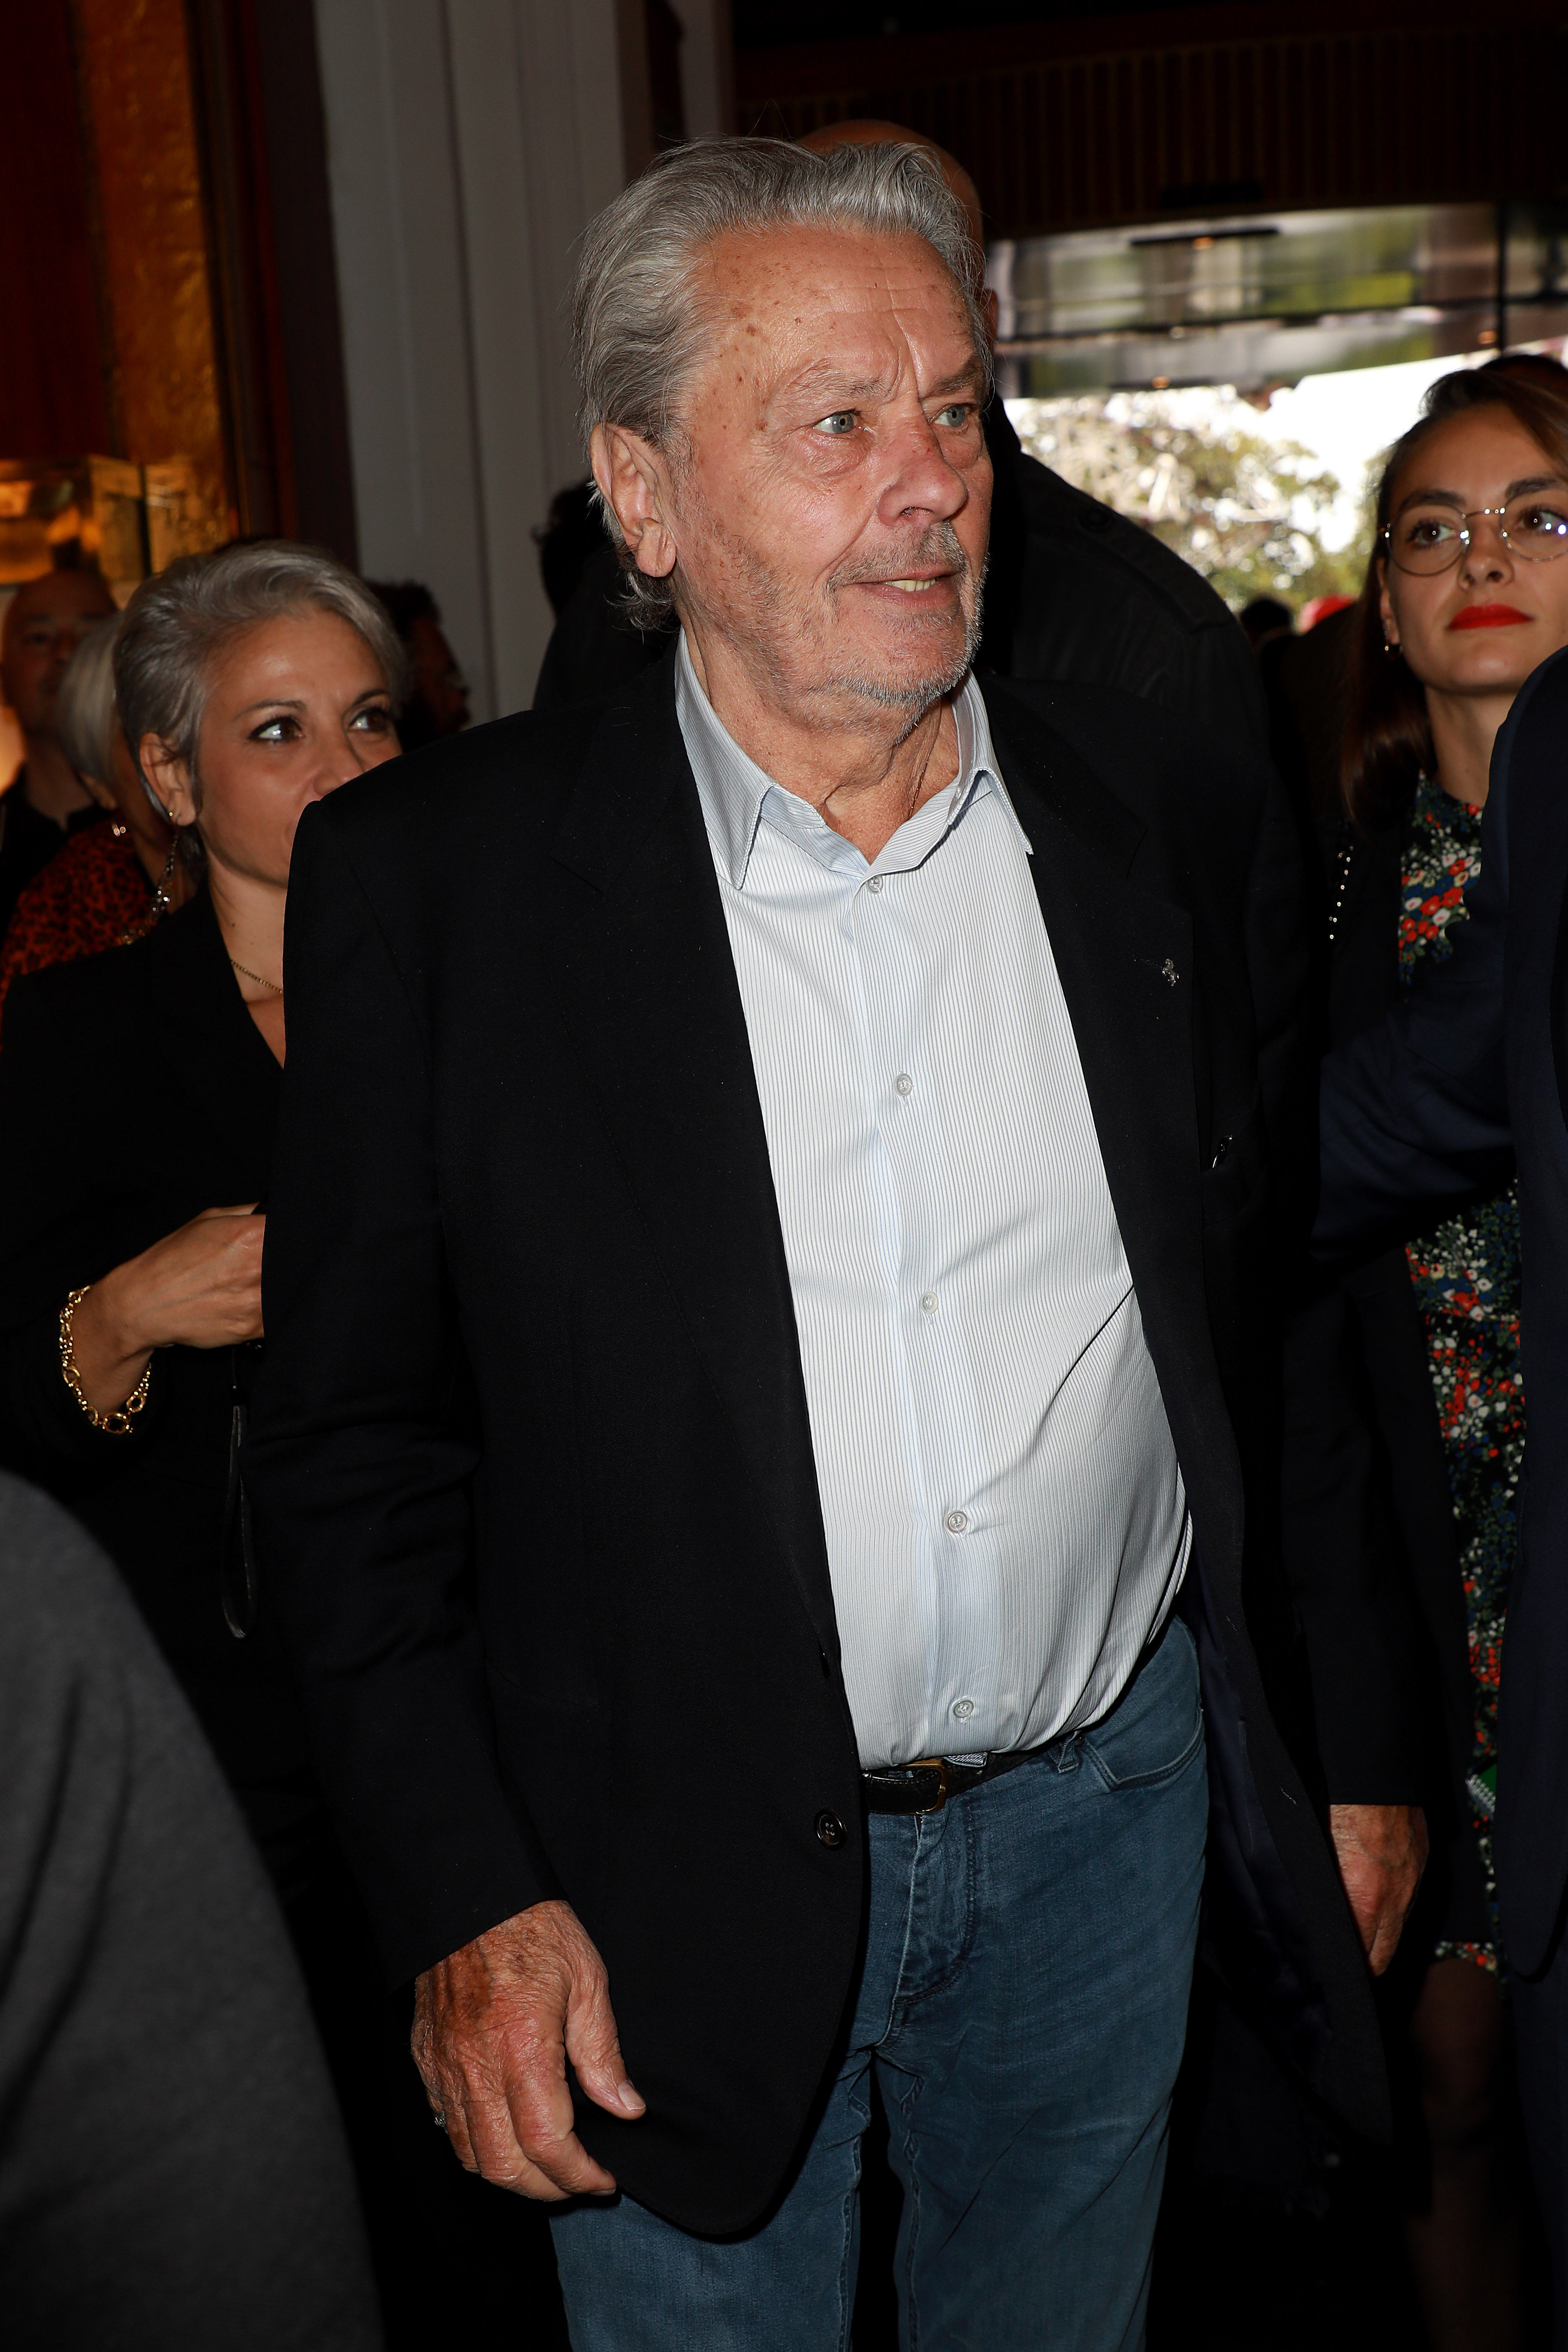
[0,888,311,1860]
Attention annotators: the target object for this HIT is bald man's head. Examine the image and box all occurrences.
[797,120,985,258]
[795,121,995,348]
[1,569,116,746]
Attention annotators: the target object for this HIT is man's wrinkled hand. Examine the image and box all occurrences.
[412,1899,645,2200]
[1329,1802,1428,1975]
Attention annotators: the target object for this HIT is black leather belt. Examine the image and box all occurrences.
[861,1620,1179,1818]
[860,1745,1046,1817]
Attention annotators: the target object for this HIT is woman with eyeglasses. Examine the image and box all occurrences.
[1321,367,1568,2349]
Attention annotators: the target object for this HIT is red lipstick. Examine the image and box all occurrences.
[1449,604,1531,630]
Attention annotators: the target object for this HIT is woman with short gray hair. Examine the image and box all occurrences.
[0,538,417,2312]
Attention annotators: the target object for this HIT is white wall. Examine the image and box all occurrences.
[316,0,700,721]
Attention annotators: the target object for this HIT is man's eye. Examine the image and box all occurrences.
[812,411,857,437]
[934,403,973,429]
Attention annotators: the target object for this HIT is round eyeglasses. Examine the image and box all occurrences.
[1384,492,1568,575]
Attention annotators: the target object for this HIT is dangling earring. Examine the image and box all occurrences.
[1383,639,1402,659]
[118,829,182,947]
[149,833,179,921]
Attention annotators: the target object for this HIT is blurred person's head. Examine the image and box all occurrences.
[575,137,991,718]
[53,617,180,892]
[1344,370,1568,822]
[1,569,116,754]
[1239,595,1293,652]
[533,484,610,619]
[118,543,408,897]
[367,579,469,749]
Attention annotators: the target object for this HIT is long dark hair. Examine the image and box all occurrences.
[1341,370,1568,826]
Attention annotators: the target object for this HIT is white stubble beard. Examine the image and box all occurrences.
[676,502,988,741]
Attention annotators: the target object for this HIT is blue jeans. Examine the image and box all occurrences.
[551,1618,1206,2352]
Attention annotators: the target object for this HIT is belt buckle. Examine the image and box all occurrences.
[909,1758,951,1814]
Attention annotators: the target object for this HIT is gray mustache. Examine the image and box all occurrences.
[829,523,971,591]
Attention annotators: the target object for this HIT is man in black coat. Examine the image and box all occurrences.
[249,139,1420,2350]
[1317,642,1568,2332]
[534,124,1267,771]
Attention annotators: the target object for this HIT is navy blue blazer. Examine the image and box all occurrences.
[1317,643,1568,1976]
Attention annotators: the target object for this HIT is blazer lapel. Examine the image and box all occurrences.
[981,684,1238,1513]
[548,667,840,1658]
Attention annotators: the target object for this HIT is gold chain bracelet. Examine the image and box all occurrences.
[59,1285,152,1436]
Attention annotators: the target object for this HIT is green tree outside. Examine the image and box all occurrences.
[1008,393,1379,615]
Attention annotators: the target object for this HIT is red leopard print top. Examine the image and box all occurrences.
[0,821,151,1040]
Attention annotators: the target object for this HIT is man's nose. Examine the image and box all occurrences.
[876,411,968,523]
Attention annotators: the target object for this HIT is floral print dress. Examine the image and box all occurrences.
[1399,774,1522,1974]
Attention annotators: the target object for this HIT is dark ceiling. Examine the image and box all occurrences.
[731,0,1273,49]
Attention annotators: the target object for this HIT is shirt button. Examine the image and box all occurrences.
[920,1291,938,1315]
[950,1697,976,1723]
[895,1073,914,1097]
[944,1508,969,1534]
[866,875,885,895]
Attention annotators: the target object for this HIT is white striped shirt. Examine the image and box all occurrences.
[676,639,1191,1769]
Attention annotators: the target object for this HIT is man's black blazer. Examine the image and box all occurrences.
[247,656,1386,2234]
[1318,645,1568,1979]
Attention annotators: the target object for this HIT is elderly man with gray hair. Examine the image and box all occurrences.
[248,139,1423,2350]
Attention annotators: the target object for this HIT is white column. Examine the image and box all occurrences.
[315,0,630,719]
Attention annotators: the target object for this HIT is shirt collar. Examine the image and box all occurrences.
[675,632,1030,892]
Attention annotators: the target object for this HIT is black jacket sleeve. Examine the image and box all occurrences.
[1279,1270,1431,1802]
[244,806,560,1985]
[1241,754,1427,1803]
[0,976,174,1485]
[1316,758,1514,1262]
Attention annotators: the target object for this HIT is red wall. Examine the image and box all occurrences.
[0,0,112,458]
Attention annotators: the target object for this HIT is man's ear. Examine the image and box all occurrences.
[591,425,679,582]
[137,737,197,829]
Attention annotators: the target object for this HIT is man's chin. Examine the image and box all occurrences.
[816,624,975,713]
